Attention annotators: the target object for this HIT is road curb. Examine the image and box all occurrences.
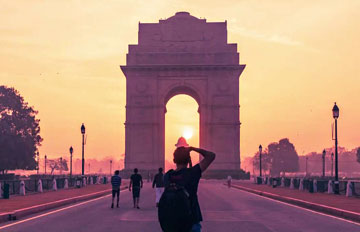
[231,184,360,223]
[0,186,128,223]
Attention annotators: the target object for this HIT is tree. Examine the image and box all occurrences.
[253,151,272,175]
[268,138,299,176]
[47,159,68,175]
[357,148,360,163]
[0,86,42,174]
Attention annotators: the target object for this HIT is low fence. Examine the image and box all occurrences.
[256,176,360,198]
[0,175,110,197]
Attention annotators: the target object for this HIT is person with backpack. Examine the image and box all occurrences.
[158,146,216,232]
[111,170,122,208]
[129,168,143,209]
[152,167,165,207]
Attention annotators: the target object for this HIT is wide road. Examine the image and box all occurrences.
[1,181,359,232]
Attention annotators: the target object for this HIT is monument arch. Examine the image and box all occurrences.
[121,12,245,176]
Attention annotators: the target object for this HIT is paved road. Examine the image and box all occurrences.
[1,181,359,232]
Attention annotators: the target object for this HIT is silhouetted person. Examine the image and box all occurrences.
[129,168,143,209]
[158,146,216,232]
[152,167,165,207]
[111,170,122,208]
[227,175,232,188]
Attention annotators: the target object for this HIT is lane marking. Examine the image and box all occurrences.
[0,189,128,230]
[232,186,360,226]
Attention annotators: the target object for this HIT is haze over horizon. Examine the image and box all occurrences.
[1,0,360,166]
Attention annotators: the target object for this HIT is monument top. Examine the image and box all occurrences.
[125,12,240,65]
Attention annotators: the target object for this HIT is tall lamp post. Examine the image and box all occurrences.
[259,145,262,177]
[36,151,40,175]
[110,160,113,176]
[44,155,47,174]
[81,123,86,176]
[322,149,326,178]
[332,102,339,194]
[60,157,63,175]
[331,152,334,177]
[69,146,73,179]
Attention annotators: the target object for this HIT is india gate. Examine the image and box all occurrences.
[121,12,246,177]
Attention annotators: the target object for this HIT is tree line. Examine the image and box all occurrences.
[0,86,42,174]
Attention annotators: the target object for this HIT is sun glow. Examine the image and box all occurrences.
[182,127,193,140]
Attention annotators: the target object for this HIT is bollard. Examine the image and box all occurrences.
[76,178,81,188]
[19,180,26,196]
[313,179,317,193]
[52,179,57,191]
[299,179,304,191]
[253,176,257,184]
[272,178,277,188]
[256,176,262,184]
[281,177,285,187]
[290,178,294,189]
[327,180,333,194]
[346,181,353,197]
[89,176,93,185]
[64,179,69,189]
[37,179,43,193]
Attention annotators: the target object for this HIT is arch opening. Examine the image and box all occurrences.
[165,94,200,171]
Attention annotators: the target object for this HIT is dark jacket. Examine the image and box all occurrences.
[152,173,165,188]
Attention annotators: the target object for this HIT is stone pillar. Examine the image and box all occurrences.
[299,178,304,191]
[328,180,333,194]
[313,179,318,193]
[346,181,353,197]
[37,179,43,193]
[19,181,25,196]
[64,179,69,189]
[290,178,294,189]
[52,179,57,191]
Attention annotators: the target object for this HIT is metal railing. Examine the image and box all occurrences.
[259,176,360,197]
[0,175,107,196]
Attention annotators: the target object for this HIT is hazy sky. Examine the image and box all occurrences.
[1,0,359,166]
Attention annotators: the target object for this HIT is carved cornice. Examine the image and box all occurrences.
[121,65,245,72]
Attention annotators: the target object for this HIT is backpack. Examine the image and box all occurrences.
[158,170,193,232]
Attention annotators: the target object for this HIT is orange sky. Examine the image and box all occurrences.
[1,1,360,166]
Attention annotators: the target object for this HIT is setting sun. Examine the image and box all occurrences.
[182,127,194,140]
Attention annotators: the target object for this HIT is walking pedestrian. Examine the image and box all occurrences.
[158,146,216,232]
[129,168,143,209]
[227,175,232,188]
[111,170,122,208]
[152,167,165,207]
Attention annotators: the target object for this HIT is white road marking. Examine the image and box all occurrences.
[232,186,360,226]
[0,189,127,230]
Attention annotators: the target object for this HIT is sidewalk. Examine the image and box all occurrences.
[231,180,360,222]
[0,182,128,223]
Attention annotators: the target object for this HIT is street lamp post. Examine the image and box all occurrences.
[332,102,340,194]
[69,146,73,179]
[60,157,63,175]
[44,155,47,174]
[331,152,334,177]
[81,123,86,176]
[259,145,262,177]
[322,149,326,178]
[36,151,40,175]
[110,160,113,176]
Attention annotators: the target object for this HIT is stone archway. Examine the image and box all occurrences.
[121,12,245,175]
